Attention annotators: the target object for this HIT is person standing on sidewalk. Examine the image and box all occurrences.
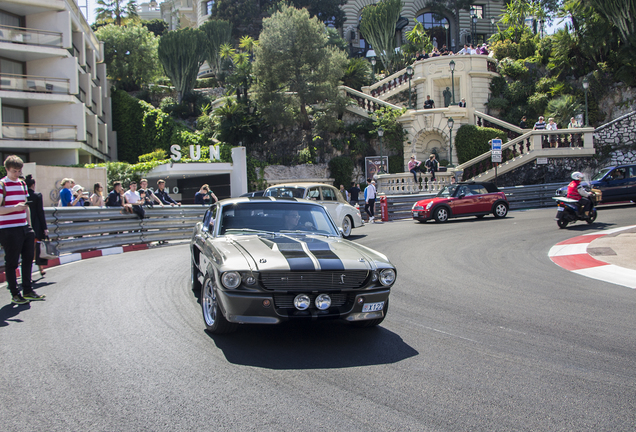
[25,174,49,276]
[348,182,360,206]
[0,156,45,305]
[364,179,377,223]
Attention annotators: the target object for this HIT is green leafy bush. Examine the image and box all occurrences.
[517,33,537,59]
[455,125,508,165]
[195,77,219,88]
[527,92,549,115]
[328,155,354,188]
[486,97,509,110]
[498,58,529,79]
[491,40,519,60]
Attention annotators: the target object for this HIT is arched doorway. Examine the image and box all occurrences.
[416,12,450,51]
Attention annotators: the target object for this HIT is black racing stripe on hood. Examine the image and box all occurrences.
[260,237,315,270]
[304,238,345,271]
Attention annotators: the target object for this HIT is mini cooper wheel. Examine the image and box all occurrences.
[351,298,388,328]
[493,202,508,218]
[434,207,449,223]
[342,216,352,238]
[201,276,237,334]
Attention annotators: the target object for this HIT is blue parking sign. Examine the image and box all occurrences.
[491,139,502,151]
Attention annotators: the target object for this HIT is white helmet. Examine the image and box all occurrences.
[571,171,584,180]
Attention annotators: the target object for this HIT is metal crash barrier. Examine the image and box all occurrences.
[0,205,208,264]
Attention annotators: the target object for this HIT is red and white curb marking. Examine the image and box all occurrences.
[549,226,636,289]
[0,244,149,284]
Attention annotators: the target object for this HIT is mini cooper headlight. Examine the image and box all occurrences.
[379,269,396,286]
[221,271,241,289]
[425,202,433,210]
[294,294,311,310]
[412,205,424,211]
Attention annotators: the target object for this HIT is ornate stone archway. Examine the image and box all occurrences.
[411,129,452,163]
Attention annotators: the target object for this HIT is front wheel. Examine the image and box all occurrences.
[586,208,597,224]
[434,207,449,223]
[201,276,237,334]
[493,202,509,218]
[341,216,352,238]
[557,218,568,229]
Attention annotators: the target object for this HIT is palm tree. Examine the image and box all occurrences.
[95,0,139,26]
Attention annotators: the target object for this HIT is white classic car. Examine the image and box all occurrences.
[264,183,363,237]
[190,197,396,334]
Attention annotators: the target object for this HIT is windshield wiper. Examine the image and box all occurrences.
[225,228,276,236]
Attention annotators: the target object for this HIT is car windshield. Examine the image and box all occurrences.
[436,185,459,198]
[218,202,339,236]
[264,187,305,198]
[591,167,613,181]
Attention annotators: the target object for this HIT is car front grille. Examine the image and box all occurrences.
[260,270,369,290]
[273,293,352,309]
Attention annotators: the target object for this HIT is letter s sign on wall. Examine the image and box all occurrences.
[170,145,181,161]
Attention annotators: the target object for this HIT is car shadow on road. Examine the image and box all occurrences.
[207,321,418,369]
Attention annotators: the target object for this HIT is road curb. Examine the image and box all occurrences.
[0,243,150,284]
[548,225,636,289]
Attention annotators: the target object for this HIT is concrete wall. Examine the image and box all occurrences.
[21,163,108,207]
[594,111,636,165]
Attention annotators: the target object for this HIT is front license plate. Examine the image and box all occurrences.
[362,301,385,312]
[557,207,564,212]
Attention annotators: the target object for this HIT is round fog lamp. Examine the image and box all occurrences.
[315,294,331,310]
[245,275,256,285]
[294,294,311,310]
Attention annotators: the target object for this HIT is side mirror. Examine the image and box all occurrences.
[338,227,344,237]
[458,193,466,199]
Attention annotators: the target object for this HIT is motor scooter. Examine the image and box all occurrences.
[552,189,600,229]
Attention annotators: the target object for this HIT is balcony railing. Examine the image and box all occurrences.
[1,123,77,141]
[0,73,70,94]
[78,89,86,103]
[86,131,93,146]
[0,24,63,47]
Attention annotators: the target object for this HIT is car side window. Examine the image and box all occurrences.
[459,186,472,196]
[321,187,337,201]
[469,185,488,195]
[624,167,635,179]
[307,187,320,200]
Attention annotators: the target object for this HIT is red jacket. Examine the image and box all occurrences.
[567,180,582,200]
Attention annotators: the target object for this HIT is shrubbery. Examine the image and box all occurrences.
[455,125,508,165]
[328,155,354,189]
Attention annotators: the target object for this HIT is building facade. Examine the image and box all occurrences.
[0,0,115,166]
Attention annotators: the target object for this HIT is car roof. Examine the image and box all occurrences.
[457,181,500,193]
[266,183,335,189]
[216,196,324,206]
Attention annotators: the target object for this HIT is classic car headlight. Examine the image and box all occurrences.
[294,294,311,310]
[379,269,396,286]
[425,201,433,210]
[221,271,241,289]
[412,205,424,211]
[315,294,331,310]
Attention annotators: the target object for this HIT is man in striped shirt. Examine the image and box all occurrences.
[0,155,45,305]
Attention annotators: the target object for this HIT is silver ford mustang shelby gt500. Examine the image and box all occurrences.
[190,197,397,334]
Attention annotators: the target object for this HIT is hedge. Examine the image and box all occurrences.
[455,124,508,165]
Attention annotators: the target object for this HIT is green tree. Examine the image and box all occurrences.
[158,28,207,103]
[287,0,348,28]
[342,58,372,91]
[141,19,168,37]
[96,23,161,91]
[95,0,139,26]
[584,0,636,47]
[253,5,348,130]
[211,0,261,38]
[199,20,233,76]
[404,19,433,55]
[546,95,583,127]
[359,0,403,74]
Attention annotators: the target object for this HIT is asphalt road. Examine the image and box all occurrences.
[1,204,635,431]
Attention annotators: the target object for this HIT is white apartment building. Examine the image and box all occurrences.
[138,1,162,21]
[0,0,115,166]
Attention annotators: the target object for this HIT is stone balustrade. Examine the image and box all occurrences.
[376,171,457,195]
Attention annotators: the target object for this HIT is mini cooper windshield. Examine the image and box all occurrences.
[436,185,459,198]
[219,202,340,236]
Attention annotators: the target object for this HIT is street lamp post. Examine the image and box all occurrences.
[449,60,456,105]
[371,57,376,83]
[378,127,385,174]
[406,65,414,109]
[582,77,589,127]
[444,22,449,48]
[447,117,455,167]
[471,15,477,46]
[490,16,495,35]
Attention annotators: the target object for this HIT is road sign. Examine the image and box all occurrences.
[491,139,502,151]
[491,153,502,163]
[491,150,502,155]
[536,157,548,165]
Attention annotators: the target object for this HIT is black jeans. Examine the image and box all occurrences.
[365,199,376,218]
[578,197,592,214]
[0,225,35,296]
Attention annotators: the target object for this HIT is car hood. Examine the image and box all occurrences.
[222,234,390,272]
[415,196,448,206]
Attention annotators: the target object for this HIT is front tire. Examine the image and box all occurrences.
[342,215,352,238]
[434,207,449,223]
[493,202,508,218]
[201,276,237,334]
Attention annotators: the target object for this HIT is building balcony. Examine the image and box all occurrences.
[0,73,70,94]
[86,131,93,146]
[1,122,77,141]
[0,24,63,48]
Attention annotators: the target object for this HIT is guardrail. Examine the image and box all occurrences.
[0,205,207,264]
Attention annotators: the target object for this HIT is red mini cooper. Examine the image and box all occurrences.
[411,182,509,223]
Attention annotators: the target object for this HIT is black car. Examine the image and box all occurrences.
[555,165,636,203]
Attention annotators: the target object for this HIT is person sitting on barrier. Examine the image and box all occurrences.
[195,184,218,205]
[59,178,75,206]
[155,179,181,207]
[106,181,133,214]
[567,171,593,216]
[138,178,163,208]
[90,182,105,207]
[408,155,422,183]
[124,181,146,219]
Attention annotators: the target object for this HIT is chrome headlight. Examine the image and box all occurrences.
[425,201,433,210]
[244,274,257,286]
[294,294,311,310]
[379,269,396,286]
[315,294,331,310]
[221,271,241,289]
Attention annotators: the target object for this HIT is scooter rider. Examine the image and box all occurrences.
[567,171,593,216]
